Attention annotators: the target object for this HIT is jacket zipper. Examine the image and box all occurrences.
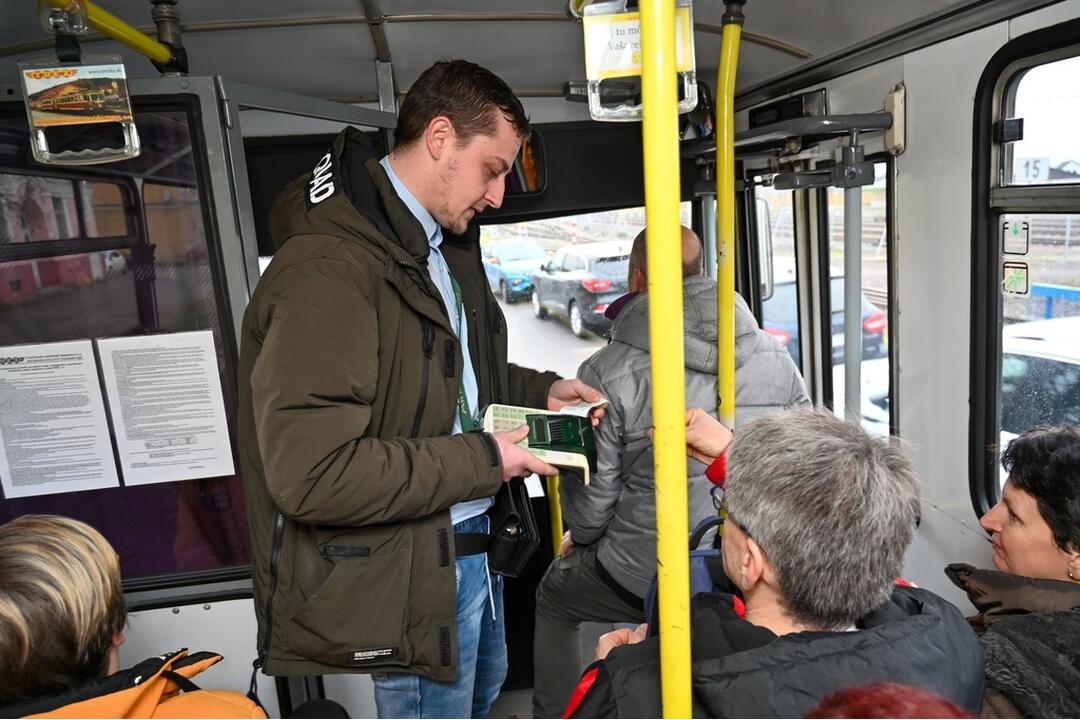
[411,317,435,437]
[479,307,500,404]
[250,510,285,698]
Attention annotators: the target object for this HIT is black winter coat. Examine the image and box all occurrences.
[567,586,984,718]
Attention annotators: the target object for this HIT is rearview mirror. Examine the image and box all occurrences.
[504,130,547,198]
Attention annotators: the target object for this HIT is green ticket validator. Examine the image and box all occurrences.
[525,414,597,473]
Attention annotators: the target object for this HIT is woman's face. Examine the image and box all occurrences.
[980,479,1074,580]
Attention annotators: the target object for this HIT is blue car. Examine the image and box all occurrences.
[483,239,548,303]
[763,276,887,367]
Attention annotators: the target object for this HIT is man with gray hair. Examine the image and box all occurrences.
[531,225,809,717]
[563,407,984,718]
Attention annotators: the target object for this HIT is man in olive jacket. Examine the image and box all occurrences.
[238,60,603,718]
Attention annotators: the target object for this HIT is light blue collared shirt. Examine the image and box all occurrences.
[380,156,491,524]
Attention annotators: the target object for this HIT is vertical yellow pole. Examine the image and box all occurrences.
[716,6,744,428]
[546,475,563,557]
[639,1,691,717]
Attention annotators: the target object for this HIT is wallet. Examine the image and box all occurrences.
[485,477,540,577]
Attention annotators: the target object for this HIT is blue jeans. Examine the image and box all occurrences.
[373,515,507,718]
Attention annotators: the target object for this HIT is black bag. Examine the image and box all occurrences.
[485,477,540,577]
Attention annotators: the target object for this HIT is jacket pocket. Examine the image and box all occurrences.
[287,547,413,668]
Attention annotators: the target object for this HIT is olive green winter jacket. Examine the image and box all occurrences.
[237,128,559,681]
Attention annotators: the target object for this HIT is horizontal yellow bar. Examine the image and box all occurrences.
[41,0,173,66]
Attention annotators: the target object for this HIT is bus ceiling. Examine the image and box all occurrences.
[0,0,1064,112]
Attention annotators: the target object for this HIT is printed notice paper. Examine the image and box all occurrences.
[97,331,234,485]
[0,340,120,499]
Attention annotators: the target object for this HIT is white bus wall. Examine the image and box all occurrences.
[120,599,281,718]
[737,0,1080,610]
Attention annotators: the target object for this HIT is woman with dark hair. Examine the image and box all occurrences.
[946,424,1080,717]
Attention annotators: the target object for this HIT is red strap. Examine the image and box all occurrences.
[563,667,600,718]
[705,453,727,487]
[894,577,915,587]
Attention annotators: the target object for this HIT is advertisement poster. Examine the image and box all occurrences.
[20,61,133,128]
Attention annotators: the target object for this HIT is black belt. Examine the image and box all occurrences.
[455,532,490,557]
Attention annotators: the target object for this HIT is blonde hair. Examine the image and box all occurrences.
[0,515,126,703]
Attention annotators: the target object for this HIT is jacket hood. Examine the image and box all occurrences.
[0,650,235,719]
[692,586,985,717]
[597,586,983,718]
[267,127,485,263]
[609,276,761,375]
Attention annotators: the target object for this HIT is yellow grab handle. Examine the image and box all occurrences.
[41,0,174,65]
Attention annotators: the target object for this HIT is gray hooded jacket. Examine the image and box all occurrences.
[562,275,809,598]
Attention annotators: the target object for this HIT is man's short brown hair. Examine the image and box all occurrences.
[394,59,530,148]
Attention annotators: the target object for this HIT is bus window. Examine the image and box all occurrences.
[973,45,1080,506]
[0,174,81,241]
[825,161,892,435]
[487,203,691,379]
[1005,56,1080,186]
[755,184,800,371]
[83,181,130,238]
[0,106,249,581]
[997,211,1080,484]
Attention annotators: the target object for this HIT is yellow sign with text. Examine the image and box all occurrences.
[583,6,694,81]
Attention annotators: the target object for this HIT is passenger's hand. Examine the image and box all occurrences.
[492,425,558,482]
[684,408,733,466]
[594,623,649,661]
[546,378,607,426]
[559,530,574,556]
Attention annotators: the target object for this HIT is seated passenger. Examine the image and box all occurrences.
[945,424,1080,718]
[0,514,266,719]
[564,408,984,718]
[532,226,808,717]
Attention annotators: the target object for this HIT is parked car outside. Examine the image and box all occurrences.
[530,241,631,338]
[998,316,1080,485]
[103,250,127,275]
[482,239,548,303]
[762,274,887,367]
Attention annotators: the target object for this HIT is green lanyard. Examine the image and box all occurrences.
[449,275,476,432]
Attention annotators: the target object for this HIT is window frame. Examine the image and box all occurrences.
[969,17,1080,516]
[813,155,897,434]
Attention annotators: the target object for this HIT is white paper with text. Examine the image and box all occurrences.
[0,340,120,498]
[97,331,234,485]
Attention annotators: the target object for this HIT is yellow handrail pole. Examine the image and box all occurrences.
[546,474,563,557]
[41,0,174,66]
[716,2,745,428]
[639,1,691,717]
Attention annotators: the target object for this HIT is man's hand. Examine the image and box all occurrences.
[684,408,733,465]
[546,378,607,426]
[594,623,649,662]
[492,425,558,482]
[559,530,574,557]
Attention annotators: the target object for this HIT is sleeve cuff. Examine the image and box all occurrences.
[705,453,727,487]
